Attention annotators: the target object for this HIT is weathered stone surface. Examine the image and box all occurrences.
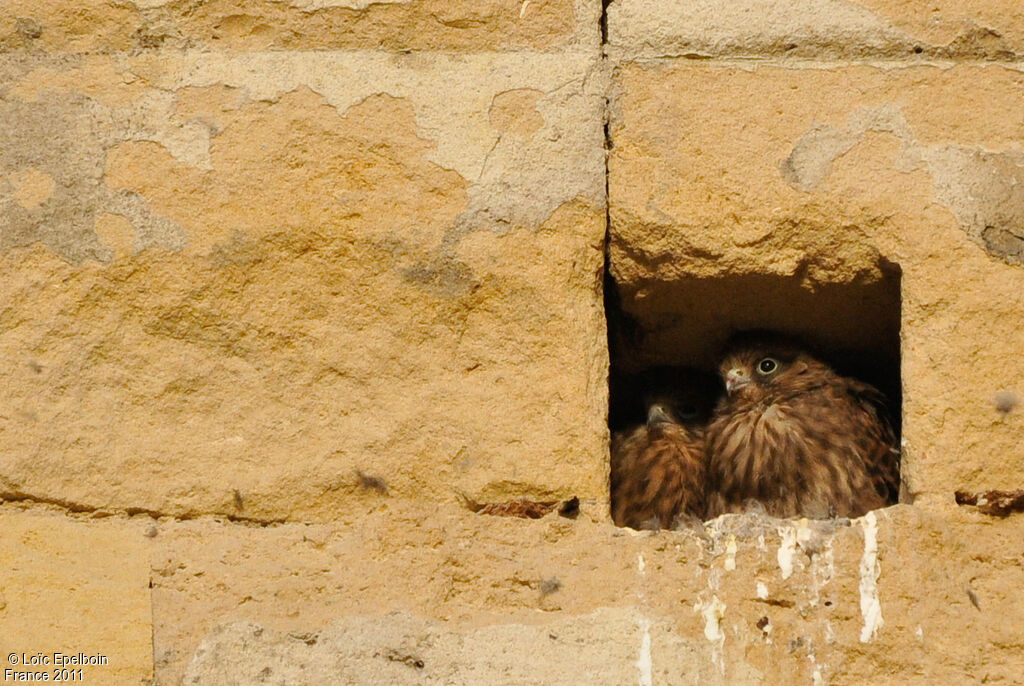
[0,0,599,53]
[608,62,1024,502]
[0,508,152,685]
[608,0,1024,59]
[0,51,608,520]
[146,503,1024,685]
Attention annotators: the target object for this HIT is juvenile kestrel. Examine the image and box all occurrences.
[705,332,899,519]
[610,368,716,529]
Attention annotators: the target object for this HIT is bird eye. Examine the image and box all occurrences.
[677,405,699,420]
[757,358,778,375]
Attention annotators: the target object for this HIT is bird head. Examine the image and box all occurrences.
[718,331,827,403]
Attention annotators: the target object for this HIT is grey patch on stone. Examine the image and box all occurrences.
[15,18,43,40]
[782,104,1024,266]
[936,24,1018,61]
[208,229,265,267]
[994,390,1018,414]
[539,576,562,596]
[182,609,732,686]
[401,258,478,299]
[924,146,1024,266]
[0,90,187,263]
[781,104,915,192]
[780,124,861,192]
[449,73,606,243]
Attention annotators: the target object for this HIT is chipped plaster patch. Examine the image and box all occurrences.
[0,90,186,262]
[489,88,546,137]
[782,102,1024,266]
[174,50,605,241]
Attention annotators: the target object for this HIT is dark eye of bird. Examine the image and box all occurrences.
[677,405,698,419]
[757,358,778,375]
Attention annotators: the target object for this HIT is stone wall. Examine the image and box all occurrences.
[1,1,1022,684]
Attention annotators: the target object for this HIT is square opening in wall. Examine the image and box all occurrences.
[606,263,902,528]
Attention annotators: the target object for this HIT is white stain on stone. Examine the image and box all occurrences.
[809,652,825,686]
[724,535,738,571]
[634,553,653,685]
[777,525,798,579]
[695,595,727,674]
[636,617,652,686]
[858,511,883,643]
[756,581,769,600]
[916,625,924,643]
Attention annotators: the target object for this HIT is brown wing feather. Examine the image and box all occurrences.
[845,378,901,503]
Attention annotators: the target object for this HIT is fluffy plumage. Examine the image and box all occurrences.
[610,369,715,529]
[705,332,899,519]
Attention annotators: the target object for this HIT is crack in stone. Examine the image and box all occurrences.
[0,489,287,527]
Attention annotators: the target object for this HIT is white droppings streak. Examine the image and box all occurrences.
[697,595,727,673]
[724,535,738,571]
[810,653,825,686]
[916,625,924,643]
[756,581,769,599]
[636,617,652,686]
[858,511,884,642]
[635,552,651,686]
[777,525,798,579]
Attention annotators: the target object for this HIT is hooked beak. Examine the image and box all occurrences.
[725,369,749,394]
[646,403,673,426]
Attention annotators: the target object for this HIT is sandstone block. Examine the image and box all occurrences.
[608,0,1024,60]
[0,0,599,54]
[608,62,1024,503]
[0,51,608,520]
[149,504,1024,684]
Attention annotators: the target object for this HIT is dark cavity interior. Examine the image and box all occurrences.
[605,264,903,448]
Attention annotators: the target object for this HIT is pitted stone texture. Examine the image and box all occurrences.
[608,0,1024,60]
[181,610,695,686]
[0,508,152,685]
[608,63,1024,501]
[148,503,1024,685]
[0,52,608,520]
[0,0,599,54]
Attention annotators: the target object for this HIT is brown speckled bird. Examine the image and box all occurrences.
[610,369,715,529]
[705,332,899,519]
